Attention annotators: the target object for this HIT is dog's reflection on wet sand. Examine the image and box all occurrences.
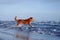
[16,30,30,40]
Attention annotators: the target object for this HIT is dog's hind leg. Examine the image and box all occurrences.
[16,23,23,28]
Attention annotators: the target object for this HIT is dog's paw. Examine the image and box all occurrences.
[31,26,34,28]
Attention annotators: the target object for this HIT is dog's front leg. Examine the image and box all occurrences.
[28,24,33,27]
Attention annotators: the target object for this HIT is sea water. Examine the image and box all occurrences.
[0,21,60,40]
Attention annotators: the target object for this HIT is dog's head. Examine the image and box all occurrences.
[28,17,33,22]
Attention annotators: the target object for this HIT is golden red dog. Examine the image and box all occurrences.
[15,16,33,28]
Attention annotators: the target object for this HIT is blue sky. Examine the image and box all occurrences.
[0,0,60,21]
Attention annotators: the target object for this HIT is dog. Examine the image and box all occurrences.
[15,16,33,28]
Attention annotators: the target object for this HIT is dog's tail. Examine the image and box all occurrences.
[15,16,18,22]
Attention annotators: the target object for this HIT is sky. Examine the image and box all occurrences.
[0,0,60,21]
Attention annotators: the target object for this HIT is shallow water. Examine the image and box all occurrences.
[0,21,60,40]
